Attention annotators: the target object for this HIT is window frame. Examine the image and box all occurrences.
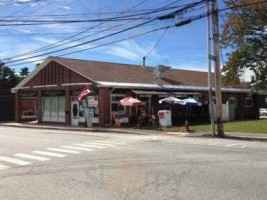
[228,97,237,108]
[245,97,253,108]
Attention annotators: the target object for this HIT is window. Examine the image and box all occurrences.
[228,97,237,108]
[71,96,99,123]
[42,97,65,122]
[245,97,253,107]
[111,94,126,112]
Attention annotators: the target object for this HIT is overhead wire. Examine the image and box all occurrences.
[7,11,211,67]
[2,0,206,62]
[1,0,182,61]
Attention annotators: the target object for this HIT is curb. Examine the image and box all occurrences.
[0,124,160,135]
[198,133,267,142]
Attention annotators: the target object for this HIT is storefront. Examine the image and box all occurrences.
[12,57,264,126]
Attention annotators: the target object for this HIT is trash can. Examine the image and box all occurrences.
[158,110,172,127]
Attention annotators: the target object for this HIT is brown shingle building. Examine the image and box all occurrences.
[12,57,266,126]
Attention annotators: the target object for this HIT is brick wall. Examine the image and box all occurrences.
[98,88,111,126]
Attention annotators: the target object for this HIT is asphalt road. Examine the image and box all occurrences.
[0,126,266,200]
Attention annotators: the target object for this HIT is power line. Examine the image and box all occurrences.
[7,13,209,67]
[1,0,184,61]
[3,2,203,64]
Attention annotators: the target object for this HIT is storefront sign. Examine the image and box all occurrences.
[88,96,98,107]
[42,91,65,97]
[19,91,38,98]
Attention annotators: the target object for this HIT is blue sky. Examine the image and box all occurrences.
[0,0,232,74]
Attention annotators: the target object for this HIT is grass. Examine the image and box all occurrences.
[162,119,267,134]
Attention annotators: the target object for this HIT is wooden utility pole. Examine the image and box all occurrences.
[206,0,215,137]
[211,0,225,137]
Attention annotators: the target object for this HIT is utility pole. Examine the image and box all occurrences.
[206,0,215,137]
[211,0,224,137]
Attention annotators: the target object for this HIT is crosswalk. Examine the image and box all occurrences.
[0,139,129,172]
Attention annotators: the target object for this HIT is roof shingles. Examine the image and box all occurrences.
[54,57,214,87]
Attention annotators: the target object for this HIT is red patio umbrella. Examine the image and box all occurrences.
[119,96,141,106]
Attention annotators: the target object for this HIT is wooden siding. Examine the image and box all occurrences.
[25,61,91,87]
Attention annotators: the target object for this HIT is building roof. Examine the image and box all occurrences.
[13,57,259,93]
[53,57,215,87]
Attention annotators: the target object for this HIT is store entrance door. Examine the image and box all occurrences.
[71,101,79,126]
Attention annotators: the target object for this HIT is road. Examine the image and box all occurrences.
[0,126,266,200]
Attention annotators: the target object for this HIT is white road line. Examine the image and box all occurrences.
[225,143,244,147]
[47,148,81,154]
[0,164,10,171]
[85,142,116,147]
[32,151,66,157]
[15,153,50,161]
[74,144,106,149]
[241,142,257,148]
[60,146,94,152]
[0,156,32,166]
[94,141,125,145]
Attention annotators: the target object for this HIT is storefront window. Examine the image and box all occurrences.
[71,95,99,123]
[21,99,37,119]
[42,97,65,122]
[111,94,126,112]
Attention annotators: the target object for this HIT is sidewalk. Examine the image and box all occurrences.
[0,122,266,141]
[0,122,160,135]
[187,131,267,142]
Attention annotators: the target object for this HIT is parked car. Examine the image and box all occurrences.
[259,108,267,116]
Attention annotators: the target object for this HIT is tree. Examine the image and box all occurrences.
[0,61,19,83]
[221,0,267,89]
[19,67,29,77]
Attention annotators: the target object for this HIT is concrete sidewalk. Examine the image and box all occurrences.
[0,122,160,135]
[187,131,267,142]
[0,122,266,141]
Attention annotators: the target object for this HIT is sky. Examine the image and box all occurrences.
[0,0,247,79]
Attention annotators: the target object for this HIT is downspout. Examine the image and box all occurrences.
[110,87,115,125]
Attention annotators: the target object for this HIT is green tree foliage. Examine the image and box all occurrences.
[19,67,30,77]
[221,0,267,89]
[0,61,30,83]
[0,61,19,83]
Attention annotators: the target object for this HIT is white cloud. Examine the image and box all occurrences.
[103,40,161,62]
[61,6,71,10]
[34,37,59,44]
[19,29,32,34]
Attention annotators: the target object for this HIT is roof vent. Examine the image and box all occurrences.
[154,65,171,86]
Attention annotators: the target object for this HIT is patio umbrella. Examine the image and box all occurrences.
[159,96,184,104]
[119,96,141,106]
[182,98,202,122]
[182,97,202,106]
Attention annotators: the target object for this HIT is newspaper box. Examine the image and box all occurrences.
[158,110,172,127]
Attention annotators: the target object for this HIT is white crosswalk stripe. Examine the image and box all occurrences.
[85,142,116,147]
[15,153,50,161]
[0,164,10,171]
[225,143,245,147]
[74,144,106,149]
[32,151,66,157]
[94,141,125,145]
[0,156,32,166]
[47,148,81,154]
[60,146,94,152]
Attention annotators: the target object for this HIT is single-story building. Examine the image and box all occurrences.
[0,82,16,121]
[12,57,266,126]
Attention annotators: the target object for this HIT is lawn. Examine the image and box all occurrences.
[162,119,267,134]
